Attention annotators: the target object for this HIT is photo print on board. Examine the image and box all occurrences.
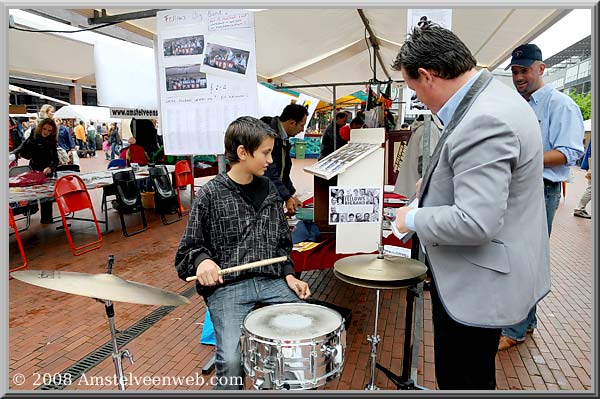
[165,65,208,91]
[163,35,205,57]
[329,186,382,225]
[203,43,250,75]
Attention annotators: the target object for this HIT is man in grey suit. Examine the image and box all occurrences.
[392,22,550,389]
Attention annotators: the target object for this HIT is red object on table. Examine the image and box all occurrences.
[291,233,412,273]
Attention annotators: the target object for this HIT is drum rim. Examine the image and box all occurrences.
[242,302,344,339]
[241,324,345,346]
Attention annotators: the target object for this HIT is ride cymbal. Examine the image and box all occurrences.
[10,270,189,306]
[334,254,427,283]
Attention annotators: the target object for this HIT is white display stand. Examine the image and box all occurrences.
[304,128,385,254]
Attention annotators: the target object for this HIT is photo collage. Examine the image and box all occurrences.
[329,186,382,225]
[162,34,251,92]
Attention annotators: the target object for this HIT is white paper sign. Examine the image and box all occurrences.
[405,9,452,115]
[156,9,258,155]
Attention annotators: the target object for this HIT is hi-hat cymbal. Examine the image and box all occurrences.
[334,270,423,290]
[334,254,427,283]
[10,270,189,306]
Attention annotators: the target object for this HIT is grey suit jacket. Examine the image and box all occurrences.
[416,70,551,327]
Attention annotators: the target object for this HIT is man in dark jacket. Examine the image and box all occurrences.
[319,111,349,159]
[260,103,308,214]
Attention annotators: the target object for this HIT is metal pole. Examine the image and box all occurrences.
[217,154,226,174]
[357,9,391,80]
[274,80,403,90]
[106,305,127,390]
[397,87,404,129]
[366,289,381,390]
[332,85,337,152]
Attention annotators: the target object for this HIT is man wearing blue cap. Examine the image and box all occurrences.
[500,43,585,350]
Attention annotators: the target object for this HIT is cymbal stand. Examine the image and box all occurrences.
[365,288,382,390]
[102,255,135,390]
[374,236,426,390]
[364,245,386,390]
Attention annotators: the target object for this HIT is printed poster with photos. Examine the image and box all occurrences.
[156,9,258,155]
[404,9,452,114]
[329,186,382,225]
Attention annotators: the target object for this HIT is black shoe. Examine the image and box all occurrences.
[423,279,431,291]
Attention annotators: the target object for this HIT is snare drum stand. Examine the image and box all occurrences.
[100,255,135,390]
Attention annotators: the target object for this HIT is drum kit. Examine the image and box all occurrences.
[10,255,189,391]
[11,246,427,391]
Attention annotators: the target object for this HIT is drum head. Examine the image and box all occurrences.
[244,303,342,341]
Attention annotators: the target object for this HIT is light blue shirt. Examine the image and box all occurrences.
[528,84,584,182]
[405,70,482,231]
[436,70,482,127]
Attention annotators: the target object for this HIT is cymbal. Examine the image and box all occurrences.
[10,270,190,306]
[334,254,427,283]
[334,270,425,290]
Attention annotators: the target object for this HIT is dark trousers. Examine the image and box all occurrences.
[430,276,501,390]
[40,198,54,224]
[87,137,96,156]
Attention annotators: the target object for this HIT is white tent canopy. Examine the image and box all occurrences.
[9,8,571,102]
[53,105,119,123]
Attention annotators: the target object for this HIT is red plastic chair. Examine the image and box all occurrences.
[9,207,28,276]
[174,160,195,215]
[54,175,103,256]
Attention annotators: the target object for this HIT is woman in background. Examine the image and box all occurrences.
[38,104,55,120]
[10,118,59,224]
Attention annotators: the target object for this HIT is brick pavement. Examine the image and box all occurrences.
[8,153,593,391]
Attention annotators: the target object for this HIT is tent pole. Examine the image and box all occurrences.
[274,80,403,90]
[398,86,404,129]
[217,154,226,174]
[332,85,337,151]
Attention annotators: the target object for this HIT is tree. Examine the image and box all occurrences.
[567,90,591,120]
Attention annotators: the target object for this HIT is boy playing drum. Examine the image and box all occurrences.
[175,116,310,389]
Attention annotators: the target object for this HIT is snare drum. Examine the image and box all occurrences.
[240,303,346,390]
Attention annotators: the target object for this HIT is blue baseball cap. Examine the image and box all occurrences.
[505,44,543,70]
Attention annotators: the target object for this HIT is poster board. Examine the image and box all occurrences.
[156,9,258,155]
[404,9,452,115]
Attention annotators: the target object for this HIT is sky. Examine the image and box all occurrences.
[499,8,592,68]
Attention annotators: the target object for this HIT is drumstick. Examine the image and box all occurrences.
[186,256,288,281]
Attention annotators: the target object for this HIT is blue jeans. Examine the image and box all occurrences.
[502,181,560,341]
[543,181,561,236]
[205,277,303,390]
[110,143,119,160]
